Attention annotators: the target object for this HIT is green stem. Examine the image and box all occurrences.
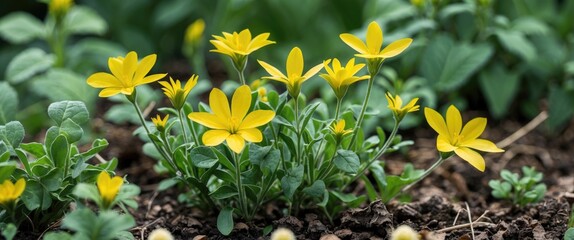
[346,120,400,186]
[128,94,179,174]
[233,152,248,219]
[398,155,447,196]
[334,98,342,120]
[347,72,376,150]
[178,109,190,144]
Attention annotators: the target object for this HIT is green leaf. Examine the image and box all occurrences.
[210,185,238,200]
[43,232,73,240]
[420,34,493,90]
[333,149,360,174]
[512,17,550,35]
[80,138,109,159]
[20,142,46,158]
[57,118,84,143]
[548,86,574,131]
[190,146,218,168]
[302,180,325,198]
[72,183,100,203]
[564,228,574,240]
[158,178,178,191]
[65,6,107,35]
[0,121,25,150]
[0,223,17,240]
[0,162,16,182]
[6,48,54,84]
[50,135,69,169]
[479,65,520,118]
[495,29,536,62]
[0,82,17,124]
[31,69,97,105]
[281,164,304,199]
[217,207,234,236]
[48,101,89,126]
[0,12,45,44]
[21,180,52,211]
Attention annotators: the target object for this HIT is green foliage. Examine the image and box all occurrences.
[0,101,117,233]
[489,166,547,207]
[44,209,135,240]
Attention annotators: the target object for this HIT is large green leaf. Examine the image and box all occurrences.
[47,101,89,126]
[0,121,24,150]
[6,48,54,84]
[0,82,17,124]
[64,6,107,35]
[31,69,97,105]
[494,29,536,62]
[547,86,574,131]
[479,65,520,119]
[420,34,493,91]
[0,12,45,44]
[217,207,234,236]
[281,164,304,199]
[333,149,360,174]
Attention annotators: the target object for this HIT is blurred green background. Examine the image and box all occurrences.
[1,0,574,133]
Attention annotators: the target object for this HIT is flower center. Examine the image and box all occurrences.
[229,117,241,133]
[451,133,464,146]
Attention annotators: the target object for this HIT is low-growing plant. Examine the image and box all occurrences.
[43,171,140,240]
[0,100,120,236]
[489,166,547,207]
[87,21,504,235]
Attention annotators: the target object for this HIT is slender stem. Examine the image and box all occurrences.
[185,110,201,147]
[233,152,248,219]
[347,74,375,150]
[344,119,400,189]
[294,97,302,165]
[334,98,342,120]
[178,109,190,144]
[129,95,179,174]
[401,156,447,193]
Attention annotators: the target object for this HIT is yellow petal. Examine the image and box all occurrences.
[99,87,128,97]
[460,117,486,141]
[258,60,287,79]
[97,171,111,194]
[437,135,457,152]
[379,38,413,58]
[287,47,304,78]
[340,33,368,54]
[13,178,25,198]
[237,128,263,142]
[366,21,383,54]
[202,129,230,146]
[133,53,156,81]
[110,176,123,190]
[424,107,449,137]
[123,51,138,83]
[226,134,245,153]
[87,73,122,88]
[108,57,123,80]
[232,85,251,120]
[446,105,462,137]
[462,139,504,153]
[303,63,324,80]
[248,33,274,53]
[239,110,275,129]
[137,73,166,86]
[209,88,231,120]
[188,112,227,129]
[454,147,485,172]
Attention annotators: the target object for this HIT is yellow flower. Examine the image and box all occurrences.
[97,171,123,207]
[185,19,205,46]
[385,92,420,121]
[340,21,413,60]
[148,228,174,240]
[159,75,198,109]
[258,47,325,99]
[0,178,26,206]
[424,105,504,172]
[391,225,419,240]
[330,119,352,143]
[320,58,369,100]
[87,51,166,97]
[210,29,275,70]
[151,114,169,132]
[257,87,268,102]
[49,0,73,18]
[270,228,296,240]
[188,85,275,153]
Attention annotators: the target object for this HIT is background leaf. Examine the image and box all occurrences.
[0,12,45,44]
[0,83,18,124]
[6,48,54,84]
[479,65,520,118]
[47,101,89,126]
[65,6,107,35]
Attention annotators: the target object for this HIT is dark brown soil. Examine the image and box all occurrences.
[12,117,574,240]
